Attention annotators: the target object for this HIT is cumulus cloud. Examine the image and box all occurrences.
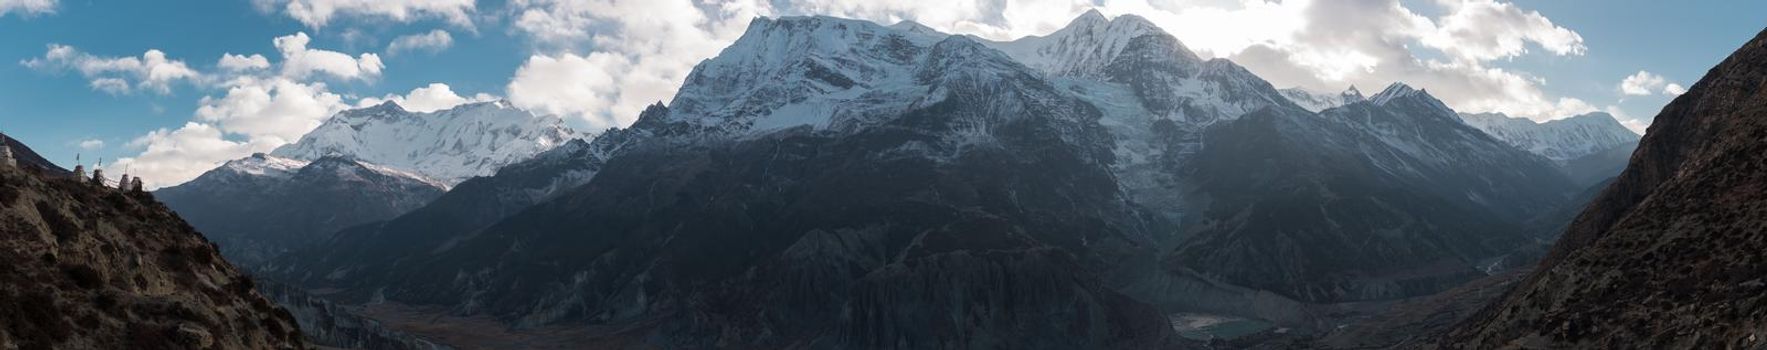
[218,53,271,72]
[116,76,353,188]
[1165,0,1596,121]
[1663,83,1686,96]
[194,76,350,143]
[1421,0,1584,62]
[20,44,203,94]
[110,34,384,188]
[75,139,105,151]
[504,0,771,128]
[507,53,628,129]
[112,123,289,189]
[359,82,495,112]
[0,0,55,17]
[274,32,385,81]
[1619,70,1673,96]
[386,29,454,56]
[253,0,475,29]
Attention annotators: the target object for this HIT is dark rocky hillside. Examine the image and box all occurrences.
[0,146,306,349]
[1441,27,1767,349]
[1170,87,1575,304]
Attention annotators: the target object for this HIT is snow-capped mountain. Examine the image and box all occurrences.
[215,152,309,179]
[989,9,1176,79]
[1458,111,1640,161]
[157,153,446,265]
[266,11,1582,348]
[272,100,578,185]
[1279,86,1366,112]
[988,10,1296,127]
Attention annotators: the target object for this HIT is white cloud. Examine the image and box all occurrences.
[75,139,105,151]
[1096,0,1596,121]
[507,53,629,129]
[386,29,454,56]
[1663,83,1686,96]
[218,53,271,72]
[21,44,203,94]
[359,82,495,112]
[504,0,771,128]
[1421,0,1584,62]
[253,0,476,29]
[1620,70,1672,96]
[117,75,353,188]
[274,32,385,81]
[108,32,376,188]
[0,0,55,17]
[195,76,350,143]
[112,123,287,189]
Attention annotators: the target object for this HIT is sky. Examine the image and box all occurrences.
[1,0,1763,188]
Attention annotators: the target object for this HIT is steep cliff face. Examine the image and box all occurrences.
[1442,28,1767,349]
[0,156,306,348]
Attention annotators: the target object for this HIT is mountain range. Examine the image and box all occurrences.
[158,101,578,266]
[271,100,578,186]
[229,11,1617,348]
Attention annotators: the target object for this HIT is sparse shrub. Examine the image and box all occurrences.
[34,200,80,242]
[62,263,103,289]
[1,291,72,347]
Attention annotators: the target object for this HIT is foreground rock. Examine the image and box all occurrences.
[0,148,306,349]
[1441,27,1767,349]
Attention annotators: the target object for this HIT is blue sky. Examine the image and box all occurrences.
[1,0,1763,187]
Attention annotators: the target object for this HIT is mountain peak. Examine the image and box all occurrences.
[365,100,407,114]
[888,20,943,36]
[270,99,577,185]
[1342,85,1365,101]
[1368,82,1454,112]
[988,8,1191,79]
[1076,8,1107,23]
[1369,82,1423,104]
[220,153,308,178]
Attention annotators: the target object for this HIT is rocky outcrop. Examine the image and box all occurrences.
[257,281,450,350]
[0,149,306,349]
[1441,28,1767,349]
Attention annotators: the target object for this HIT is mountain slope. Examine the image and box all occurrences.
[0,145,306,349]
[1442,28,1767,349]
[1558,140,1638,186]
[157,154,446,265]
[1170,85,1574,304]
[265,119,650,293]
[271,101,577,186]
[2,133,70,176]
